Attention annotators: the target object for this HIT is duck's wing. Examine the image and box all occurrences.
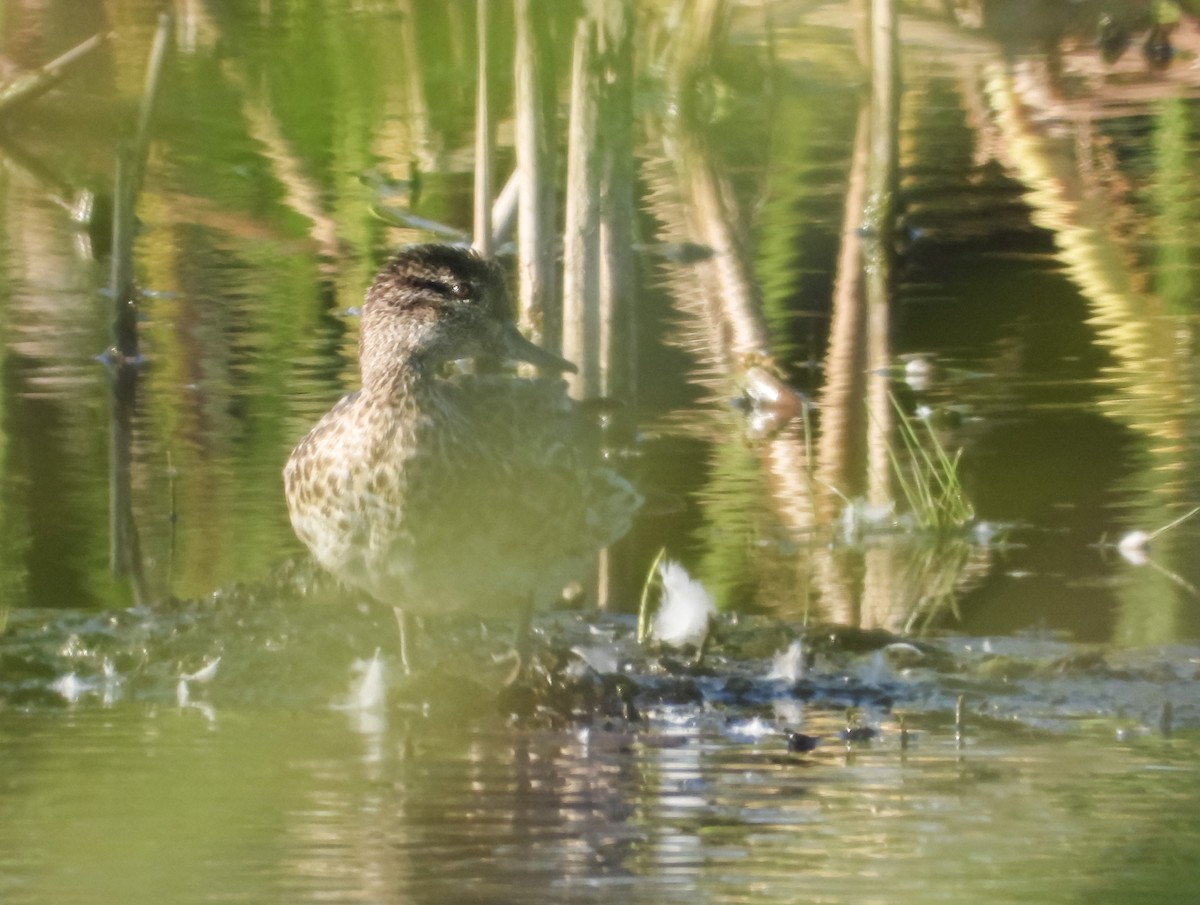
[395,376,641,603]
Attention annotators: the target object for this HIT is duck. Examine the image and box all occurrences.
[283,243,641,672]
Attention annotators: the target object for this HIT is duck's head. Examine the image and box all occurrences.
[359,244,575,389]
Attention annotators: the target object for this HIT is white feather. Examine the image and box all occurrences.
[652,560,715,648]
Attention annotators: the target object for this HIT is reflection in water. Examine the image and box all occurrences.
[4,3,1200,901]
[953,13,1200,642]
[0,2,1193,633]
[3,703,1200,905]
[0,179,117,609]
[642,2,990,632]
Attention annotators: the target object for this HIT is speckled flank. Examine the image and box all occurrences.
[283,244,641,615]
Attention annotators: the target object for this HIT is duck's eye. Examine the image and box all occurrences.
[408,275,473,303]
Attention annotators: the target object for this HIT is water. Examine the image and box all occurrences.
[3,1,1200,901]
[3,704,1199,904]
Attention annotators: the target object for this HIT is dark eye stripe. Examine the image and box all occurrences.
[408,275,471,300]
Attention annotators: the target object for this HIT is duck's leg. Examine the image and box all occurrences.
[393,606,412,676]
[515,598,533,672]
[499,598,534,687]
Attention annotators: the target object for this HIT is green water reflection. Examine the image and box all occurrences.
[2,704,1199,904]
[0,1,1195,639]
[3,0,1200,902]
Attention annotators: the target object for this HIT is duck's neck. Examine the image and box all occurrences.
[360,353,440,402]
[359,307,456,397]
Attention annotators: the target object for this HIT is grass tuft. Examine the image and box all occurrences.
[885,393,974,533]
[637,547,668,644]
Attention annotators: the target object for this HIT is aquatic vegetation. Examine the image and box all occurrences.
[636,547,667,644]
[885,393,974,534]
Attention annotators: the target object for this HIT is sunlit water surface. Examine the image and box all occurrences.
[3,704,1200,904]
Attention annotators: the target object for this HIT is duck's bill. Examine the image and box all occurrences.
[502,322,579,373]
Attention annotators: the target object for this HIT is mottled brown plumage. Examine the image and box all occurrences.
[283,245,640,653]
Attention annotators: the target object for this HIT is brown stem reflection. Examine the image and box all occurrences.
[108,363,148,606]
[648,0,990,630]
[513,0,560,352]
[864,0,899,513]
[558,0,639,608]
[562,0,638,403]
[106,149,146,603]
[815,104,870,519]
[563,16,603,399]
[822,0,985,630]
[597,3,637,410]
[809,0,902,627]
[646,0,818,600]
[472,0,493,257]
